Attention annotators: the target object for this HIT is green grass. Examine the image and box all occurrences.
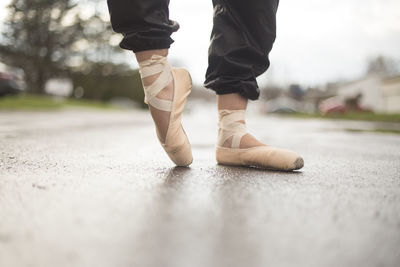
[345,128,400,135]
[280,112,400,123]
[0,94,118,110]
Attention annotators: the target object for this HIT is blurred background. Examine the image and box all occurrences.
[0,0,399,122]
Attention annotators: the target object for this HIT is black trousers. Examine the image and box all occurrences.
[107,0,279,100]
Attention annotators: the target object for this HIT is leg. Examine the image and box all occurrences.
[136,49,173,144]
[217,93,265,148]
[107,0,179,52]
[216,93,304,171]
[204,0,279,100]
[212,0,279,148]
[208,0,304,170]
[107,0,174,143]
[107,1,193,166]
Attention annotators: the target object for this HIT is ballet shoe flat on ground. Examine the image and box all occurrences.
[138,55,193,166]
[216,109,304,171]
[216,146,304,171]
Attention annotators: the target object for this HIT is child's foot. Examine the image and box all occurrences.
[138,55,193,166]
[138,56,174,143]
[216,109,304,171]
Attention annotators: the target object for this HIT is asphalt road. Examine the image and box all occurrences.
[1,104,399,267]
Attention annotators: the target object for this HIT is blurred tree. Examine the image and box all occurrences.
[70,61,146,107]
[0,0,124,94]
[366,55,400,76]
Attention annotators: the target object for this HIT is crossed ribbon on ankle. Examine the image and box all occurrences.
[138,55,174,112]
[218,109,248,148]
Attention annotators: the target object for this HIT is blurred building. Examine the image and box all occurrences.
[335,73,383,112]
[382,75,400,113]
[260,85,335,114]
[334,73,400,113]
[261,86,301,113]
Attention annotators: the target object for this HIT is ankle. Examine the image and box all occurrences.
[217,93,248,110]
[217,109,266,149]
[135,49,168,62]
[137,54,174,106]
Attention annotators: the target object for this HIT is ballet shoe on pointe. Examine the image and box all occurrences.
[215,109,304,171]
[138,54,193,166]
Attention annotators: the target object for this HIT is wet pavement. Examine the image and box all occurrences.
[1,104,400,267]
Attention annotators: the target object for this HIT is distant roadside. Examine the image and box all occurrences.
[273,112,400,135]
[0,94,119,110]
[278,112,400,123]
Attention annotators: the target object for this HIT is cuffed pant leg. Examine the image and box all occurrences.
[107,0,179,53]
[204,0,279,100]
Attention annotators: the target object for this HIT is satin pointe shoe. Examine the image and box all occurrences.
[215,109,304,171]
[138,55,193,166]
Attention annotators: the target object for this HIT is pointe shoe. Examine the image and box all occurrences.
[215,109,304,171]
[138,55,193,166]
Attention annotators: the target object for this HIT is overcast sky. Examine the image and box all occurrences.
[1,0,400,87]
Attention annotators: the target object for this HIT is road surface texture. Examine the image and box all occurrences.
[1,102,400,267]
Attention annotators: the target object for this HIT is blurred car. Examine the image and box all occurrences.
[0,71,23,96]
[319,95,372,114]
[319,96,347,114]
[0,63,25,97]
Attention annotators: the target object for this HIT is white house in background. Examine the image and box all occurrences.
[44,78,73,97]
[335,73,400,113]
[335,73,384,112]
[382,75,400,113]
